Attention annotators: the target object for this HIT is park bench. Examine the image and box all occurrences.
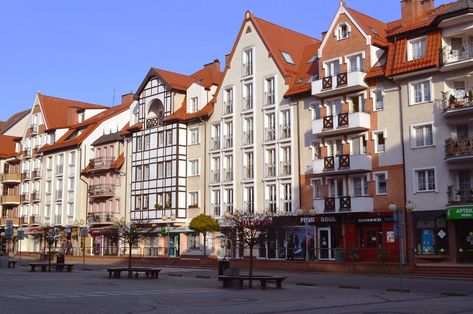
[106,267,161,279]
[218,275,286,289]
[29,263,74,272]
[8,260,17,268]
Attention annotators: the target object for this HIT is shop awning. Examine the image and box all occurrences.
[447,206,473,220]
[89,226,118,236]
[168,228,195,234]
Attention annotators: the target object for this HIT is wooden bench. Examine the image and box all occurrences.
[107,267,161,279]
[29,263,74,272]
[218,275,286,289]
[8,260,17,268]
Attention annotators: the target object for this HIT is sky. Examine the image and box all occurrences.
[0,0,452,121]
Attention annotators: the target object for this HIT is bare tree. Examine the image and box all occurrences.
[223,210,273,287]
[113,219,157,270]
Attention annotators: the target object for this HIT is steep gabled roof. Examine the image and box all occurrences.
[345,7,388,47]
[38,93,108,131]
[163,97,215,123]
[0,109,30,134]
[151,68,195,92]
[91,131,123,147]
[284,43,320,97]
[0,135,21,158]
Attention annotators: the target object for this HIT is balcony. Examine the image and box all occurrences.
[223,169,233,182]
[264,128,276,142]
[145,115,163,128]
[441,92,473,118]
[0,217,20,226]
[264,92,275,107]
[19,215,28,225]
[314,154,372,174]
[89,157,114,171]
[242,166,254,180]
[265,200,277,213]
[440,44,473,71]
[313,112,370,136]
[242,96,253,111]
[28,124,38,135]
[210,170,221,184]
[31,168,41,180]
[88,185,115,198]
[243,130,253,146]
[264,163,276,178]
[279,125,291,140]
[0,195,21,204]
[23,149,32,159]
[447,185,473,206]
[1,173,21,183]
[445,137,473,163]
[279,161,291,177]
[312,71,367,97]
[223,136,233,149]
[87,212,115,225]
[314,196,373,213]
[210,137,220,151]
[223,102,233,115]
[21,171,30,181]
[29,214,40,225]
[30,191,40,203]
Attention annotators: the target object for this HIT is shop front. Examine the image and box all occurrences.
[314,215,342,261]
[89,226,118,256]
[447,206,473,263]
[411,210,450,262]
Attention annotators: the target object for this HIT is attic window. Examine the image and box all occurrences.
[335,23,351,40]
[307,55,318,63]
[65,129,83,141]
[281,51,294,64]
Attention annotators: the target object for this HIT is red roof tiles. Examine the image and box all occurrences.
[0,135,21,159]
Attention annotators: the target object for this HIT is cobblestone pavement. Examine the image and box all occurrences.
[0,263,471,314]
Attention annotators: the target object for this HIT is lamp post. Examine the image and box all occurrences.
[78,219,87,267]
[297,208,317,262]
[162,209,176,257]
[388,202,415,290]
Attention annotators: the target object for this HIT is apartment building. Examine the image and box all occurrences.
[128,61,221,257]
[309,2,405,261]
[376,0,473,264]
[206,11,321,259]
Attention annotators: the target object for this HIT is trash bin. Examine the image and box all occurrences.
[218,260,230,278]
[57,253,65,264]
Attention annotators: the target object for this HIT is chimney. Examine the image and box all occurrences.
[401,0,434,25]
[121,93,134,105]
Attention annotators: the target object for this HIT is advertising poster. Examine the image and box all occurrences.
[286,226,315,260]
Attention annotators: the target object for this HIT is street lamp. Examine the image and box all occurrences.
[388,201,415,290]
[297,208,316,262]
[162,209,176,257]
[78,219,87,267]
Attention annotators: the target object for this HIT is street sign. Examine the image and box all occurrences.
[18,231,25,240]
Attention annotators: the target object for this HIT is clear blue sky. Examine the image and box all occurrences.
[0,0,451,120]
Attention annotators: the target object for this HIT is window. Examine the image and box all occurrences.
[67,202,74,216]
[281,51,294,64]
[157,162,164,178]
[136,166,142,181]
[347,53,364,72]
[311,179,322,199]
[143,195,149,210]
[374,89,384,110]
[265,77,275,105]
[143,164,150,180]
[311,102,321,120]
[190,97,198,113]
[415,168,436,192]
[412,124,433,148]
[135,195,141,210]
[336,23,350,40]
[165,161,173,177]
[144,135,150,150]
[187,233,200,250]
[409,37,426,60]
[189,192,199,207]
[243,48,253,76]
[373,131,386,153]
[69,152,76,165]
[158,132,164,147]
[243,83,253,110]
[189,128,199,144]
[352,176,368,197]
[136,136,143,151]
[311,142,321,160]
[325,60,340,76]
[374,172,387,195]
[189,159,199,176]
[412,80,431,104]
[166,130,173,145]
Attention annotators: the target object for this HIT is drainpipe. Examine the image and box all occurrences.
[198,116,207,215]
[78,146,89,255]
[295,98,303,211]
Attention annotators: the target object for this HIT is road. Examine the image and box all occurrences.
[0,262,472,314]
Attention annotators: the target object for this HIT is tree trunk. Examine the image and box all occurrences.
[249,243,254,288]
[203,232,207,257]
[128,240,132,278]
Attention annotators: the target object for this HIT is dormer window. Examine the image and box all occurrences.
[408,37,426,61]
[335,23,350,40]
[281,51,294,64]
[190,97,198,113]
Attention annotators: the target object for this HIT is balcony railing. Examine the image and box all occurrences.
[210,170,221,184]
[445,137,473,160]
[1,173,21,182]
[23,149,32,158]
[87,212,115,224]
[90,157,114,170]
[315,196,373,213]
[242,96,253,111]
[243,130,254,145]
[22,171,31,181]
[210,137,220,151]
[312,71,367,97]
[28,124,38,134]
[264,92,275,106]
[440,44,473,67]
[264,128,276,142]
[20,215,28,225]
[441,93,473,114]
[279,161,291,176]
[223,136,233,149]
[30,191,40,202]
[146,115,163,128]
[243,166,254,180]
[31,168,41,179]
[317,154,372,173]
[0,195,21,204]
[20,193,28,203]
[88,185,115,197]
[223,169,233,182]
[279,125,291,139]
[447,184,473,205]
[29,214,40,225]
[264,163,276,178]
[223,102,233,115]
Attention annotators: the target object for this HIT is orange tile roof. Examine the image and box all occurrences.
[0,135,21,158]
[121,122,143,135]
[345,7,389,47]
[163,97,215,123]
[39,93,108,131]
[151,68,196,92]
[39,101,130,154]
[190,60,223,90]
[284,43,320,97]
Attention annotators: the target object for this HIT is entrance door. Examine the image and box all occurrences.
[169,235,180,257]
[318,227,332,260]
[359,227,383,261]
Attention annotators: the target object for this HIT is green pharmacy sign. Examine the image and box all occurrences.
[447,206,473,220]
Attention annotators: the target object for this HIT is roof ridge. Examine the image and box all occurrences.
[345,6,388,25]
[252,16,320,43]
[40,93,107,108]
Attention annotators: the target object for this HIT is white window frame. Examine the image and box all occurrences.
[373,171,388,196]
[188,159,200,176]
[190,97,199,113]
[372,88,385,111]
[344,51,365,73]
[413,167,437,193]
[372,129,387,153]
[335,22,351,40]
[309,101,321,120]
[310,178,323,200]
[323,57,343,77]
[188,191,199,207]
[408,36,426,61]
[410,122,435,149]
[351,175,369,197]
[409,78,432,105]
[188,127,200,145]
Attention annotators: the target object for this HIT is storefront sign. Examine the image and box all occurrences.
[315,216,337,223]
[357,217,382,224]
[447,206,473,220]
[386,231,395,243]
[300,217,315,224]
[26,226,43,234]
